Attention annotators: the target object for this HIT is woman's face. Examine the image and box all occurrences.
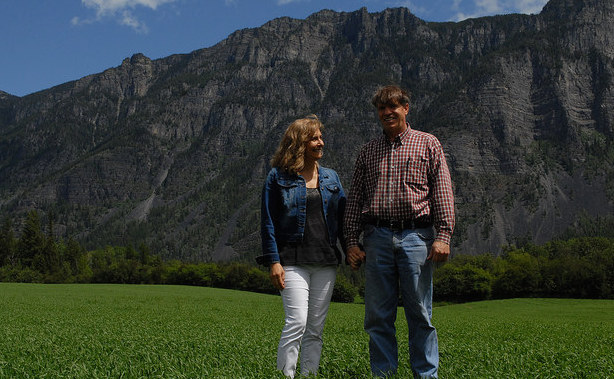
[304,128,324,163]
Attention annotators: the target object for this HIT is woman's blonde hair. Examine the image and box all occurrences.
[270,114,323,175]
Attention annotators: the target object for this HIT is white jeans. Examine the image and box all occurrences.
[277,265,337,378]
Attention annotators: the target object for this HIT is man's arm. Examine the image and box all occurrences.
[427,240,450,262]
[344,151,367,270]
[429,139,455,247]
[347,246,366,270]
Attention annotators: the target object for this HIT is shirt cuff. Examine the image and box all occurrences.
[435,230,452,245]
[345,237,360,250]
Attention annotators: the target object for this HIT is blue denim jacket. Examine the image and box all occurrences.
[259,166,346,265]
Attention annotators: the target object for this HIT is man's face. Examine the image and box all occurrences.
[377,101,409,137]
[304,128,324,163]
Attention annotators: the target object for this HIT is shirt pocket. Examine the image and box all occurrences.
[404,157,428,186]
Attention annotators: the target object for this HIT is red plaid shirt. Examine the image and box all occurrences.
[344,124,455,247]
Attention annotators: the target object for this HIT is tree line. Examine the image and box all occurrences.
[434,237,614,301]
[1,210,613,303]
[0,210,359,303]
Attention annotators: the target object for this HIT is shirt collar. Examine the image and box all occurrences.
[383,122,412,145]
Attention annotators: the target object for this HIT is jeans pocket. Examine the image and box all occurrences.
[416,227,435,243]
[363,223,376,238]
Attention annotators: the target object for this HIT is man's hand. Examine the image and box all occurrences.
[427,241,450,262]
[347,246,366,271]
[269,263,285,290]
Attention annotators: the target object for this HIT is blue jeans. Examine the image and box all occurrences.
[363,225,438,378]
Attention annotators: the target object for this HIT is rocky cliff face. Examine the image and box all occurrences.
[1,0,613,261]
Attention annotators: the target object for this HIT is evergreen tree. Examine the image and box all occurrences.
[16,210,46,267]
[0,218,17,266]
[138,242,151,265]
[39,210,62,276]
[65,238,90,281]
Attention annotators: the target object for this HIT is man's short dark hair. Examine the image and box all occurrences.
[371,85,411,108]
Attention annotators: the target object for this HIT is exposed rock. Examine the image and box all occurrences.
[1,0,613,261]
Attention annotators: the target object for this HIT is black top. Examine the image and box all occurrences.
[278,188,339,266]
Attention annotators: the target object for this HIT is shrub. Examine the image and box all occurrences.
[332,273,358,303]
[435,264,493,302]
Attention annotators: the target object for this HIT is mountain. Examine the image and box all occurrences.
[1,0,613,261]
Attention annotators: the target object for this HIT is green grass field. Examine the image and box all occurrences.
[1,283,612,378]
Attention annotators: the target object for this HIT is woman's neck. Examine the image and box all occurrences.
[300,160,319,188]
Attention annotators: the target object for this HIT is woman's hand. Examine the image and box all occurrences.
[269,263,285,290]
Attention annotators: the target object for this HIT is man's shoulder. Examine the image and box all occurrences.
[409,129,442,146]
[410,128,437,139]
[360,135,386,150]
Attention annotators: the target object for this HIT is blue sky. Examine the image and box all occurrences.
[1,0,548,97]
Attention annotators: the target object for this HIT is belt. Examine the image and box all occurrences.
[366,217,432,231]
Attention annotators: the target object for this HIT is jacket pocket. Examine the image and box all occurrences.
[324,183,340,194]
[276,178,299,209]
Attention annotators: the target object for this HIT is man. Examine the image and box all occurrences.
[344,85,455,378]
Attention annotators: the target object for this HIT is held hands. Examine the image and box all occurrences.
[347,246,366,271]
[269,263,285,290]
[427,240,450,263]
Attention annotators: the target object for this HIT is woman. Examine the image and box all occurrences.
[259,115,346,378]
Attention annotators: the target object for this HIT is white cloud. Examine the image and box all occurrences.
[83,0,176,15]
[454,0,547,21]
[477,0,504,14]
[74,0,176,33]
[513,0,548,14]
[395,1,428,16]
[71,16,90,26]
[120,10,149,33]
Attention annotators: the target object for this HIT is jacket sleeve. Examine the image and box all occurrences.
[259,170,280,265]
